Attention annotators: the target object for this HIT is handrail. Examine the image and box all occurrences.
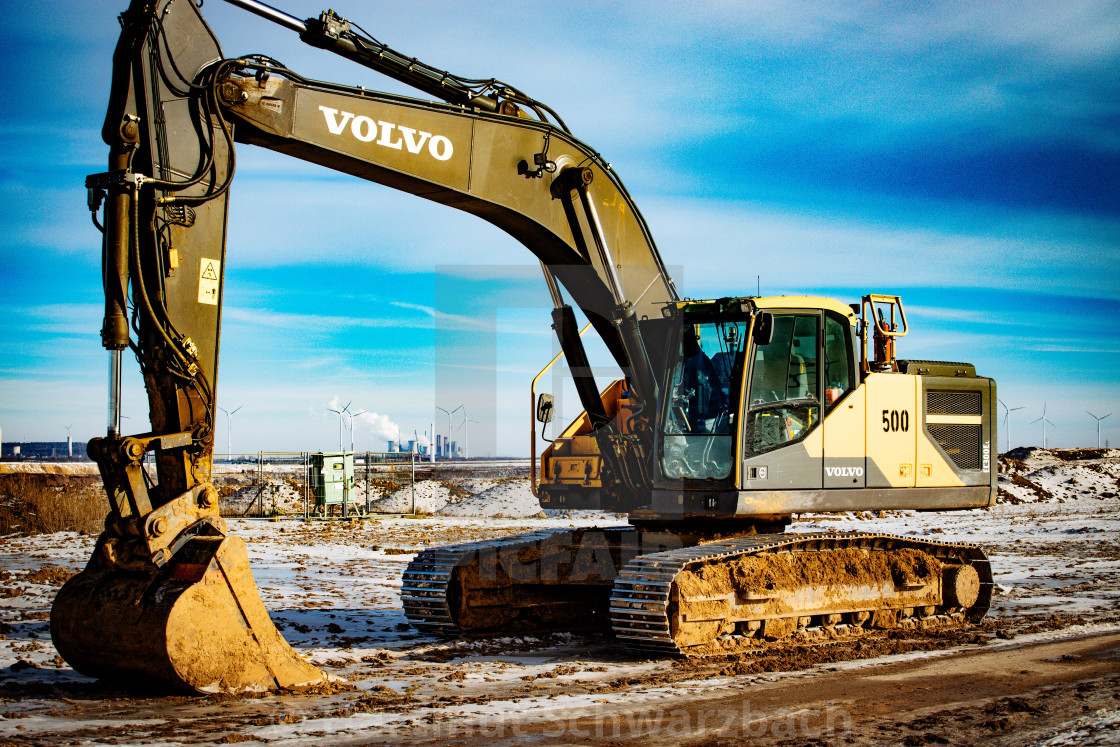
[530,322,592,497]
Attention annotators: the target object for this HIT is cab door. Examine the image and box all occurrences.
[821,312,865,488]
[740,312,823,491]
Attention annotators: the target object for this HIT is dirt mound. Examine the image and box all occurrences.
[369,480,452,514]
[436,479,542,518]
[456,479,498,495]
[996,448,1120,503]
[1052,448,1116,462]
[223,480,306,515]
[1003,446,1050,462]
[0,463,99,476]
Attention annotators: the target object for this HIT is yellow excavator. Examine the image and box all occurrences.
[52,0,995,692]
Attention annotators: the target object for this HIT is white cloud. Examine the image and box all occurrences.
[223,175,528,270]
[388,302,491,330]
[354,411,401,443]
[224,305,436,331]
[904,306,1026,327]
[323,395,402,446]
[15,303,102,336]
[644,197,1120,299]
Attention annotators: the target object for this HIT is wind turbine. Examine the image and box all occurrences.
[348,408,366,452]
[327,400,350,453]
[464,419,479,459]
[218,406,242,461]
[64,424,73,458]
[1087,411,1112,449]
[436,405,457,458]
[448,404,464,458]
[456,410,479,460]
[1031,403,1054,450]
[997,399,1023,453]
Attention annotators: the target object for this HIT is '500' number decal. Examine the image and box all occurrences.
[882,409,909,432]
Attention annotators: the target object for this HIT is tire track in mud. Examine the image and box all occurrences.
[2,616,1112,745]
[388,628,1120,747]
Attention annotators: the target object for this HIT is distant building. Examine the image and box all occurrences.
[1,441,90,460]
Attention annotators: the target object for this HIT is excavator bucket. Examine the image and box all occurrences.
[51,532,327,693]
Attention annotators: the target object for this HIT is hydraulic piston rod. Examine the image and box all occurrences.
[220,0,307,33]
[221,0,500,112]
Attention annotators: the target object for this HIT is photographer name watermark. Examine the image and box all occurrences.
[422,698,853,741]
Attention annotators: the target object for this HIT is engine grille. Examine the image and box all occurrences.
[927,390,982,416]
[928,424,981,470]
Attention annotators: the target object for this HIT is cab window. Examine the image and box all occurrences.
[744,314,820,455]
[823,312,855,410]
[660,319,748,481]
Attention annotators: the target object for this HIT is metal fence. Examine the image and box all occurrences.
[212,451,418,519]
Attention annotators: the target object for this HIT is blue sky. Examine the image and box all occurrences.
[1,1,1117,456]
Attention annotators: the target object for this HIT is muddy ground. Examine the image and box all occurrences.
[1,460,1118,745]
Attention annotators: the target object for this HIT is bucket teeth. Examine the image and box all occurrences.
[51,533,327,694]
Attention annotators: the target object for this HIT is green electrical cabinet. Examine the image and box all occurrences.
[308,452,357,517]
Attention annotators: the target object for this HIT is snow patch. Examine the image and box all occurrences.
[437,479,541,518]
[998,448,1119,504]
[369,480,452,514]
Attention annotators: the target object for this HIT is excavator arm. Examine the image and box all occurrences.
[53,0,677,693]
[99,0,676,496]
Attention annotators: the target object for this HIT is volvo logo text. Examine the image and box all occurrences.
[318,106,453,161]
[825,467,864,477]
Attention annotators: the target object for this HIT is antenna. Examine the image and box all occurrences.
[1087,411,1112,449]
[218,405,243,461]
[997,399,1023,453]
[1031,403,1054,450]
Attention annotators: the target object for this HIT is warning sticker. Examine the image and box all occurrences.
[198,258,221,305]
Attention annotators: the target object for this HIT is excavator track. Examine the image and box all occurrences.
[404,528,992,655]
[611,532,992,656]
[402,530,568,634]
[403,527,637,635]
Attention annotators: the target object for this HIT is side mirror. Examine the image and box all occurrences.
[752,312,774,346]
[536,393,555,424]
